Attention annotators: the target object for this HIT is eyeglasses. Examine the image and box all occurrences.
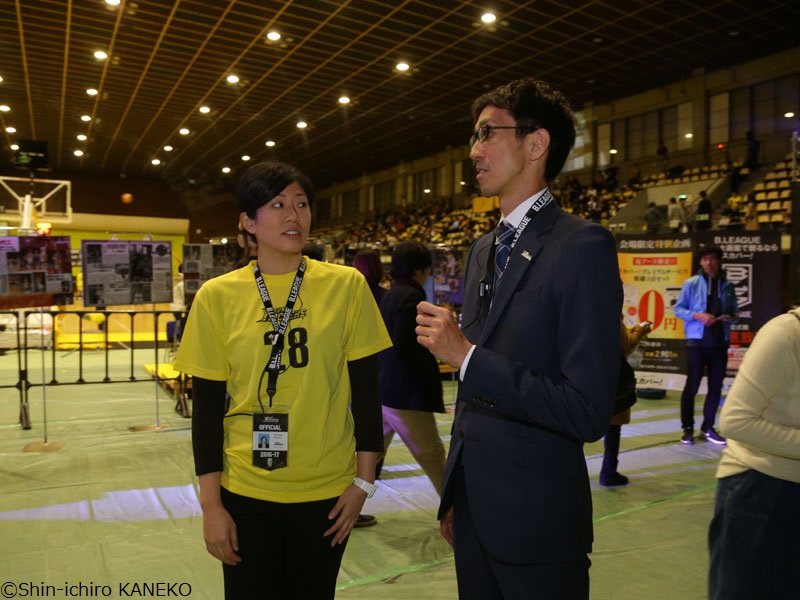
[469,124,538,147]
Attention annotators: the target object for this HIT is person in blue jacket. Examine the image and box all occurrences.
[673,246,738,445]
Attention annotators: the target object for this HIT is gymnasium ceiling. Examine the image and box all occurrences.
[1,0,799,194]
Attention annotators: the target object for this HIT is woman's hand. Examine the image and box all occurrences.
[202,504,241,566]
[324,485,369,546]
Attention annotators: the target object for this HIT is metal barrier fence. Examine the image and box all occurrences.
[0,308,189,429]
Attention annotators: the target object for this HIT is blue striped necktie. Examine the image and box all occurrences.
[495,221,515,278]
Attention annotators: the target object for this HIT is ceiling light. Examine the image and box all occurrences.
[74,150,84,156]
[5,126,16,133]
[226,74,239,84]
[11,144,19,150]
[266,31,281,41]
[86,88,98,96]
[81,114,91,122]
[163,145,173,151]
[296,121,307,129]
[241,155,251,161]
[396,62,410,72]
[199,106,211,114]
[105,0,120,5]
[151,159,161,165]
[265,140,275,147]
[481,13,496,24]
[592,37,604,44]
[221,166,231,174]
[785,112,795,118]
[77,134,87,141]
[423,188,431,194]
[0,75,4,83]
[338,96,350,105]
[179,128,190,135]
[94,51,108,60]
[0,105,9,112]
[684,133,693,139]
[610,148,618,154]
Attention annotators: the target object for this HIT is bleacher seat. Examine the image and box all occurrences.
[768,200,782,212]
[754,182,766,191]
[757,202,769,212]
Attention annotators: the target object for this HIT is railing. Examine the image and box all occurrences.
[0,308,190,429]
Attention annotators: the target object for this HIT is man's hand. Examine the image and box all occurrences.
[416,301,472,369]
[440,507,454,547]
[694,312,717,327]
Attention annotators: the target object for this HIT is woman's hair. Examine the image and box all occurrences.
[352,249,383,286]
[390,241,432,280]
[236,160,314,219]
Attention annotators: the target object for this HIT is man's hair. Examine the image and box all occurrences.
[390,241,432,280]
[698,245,723,261]
[236,160,313,218]
[471,77,576,182]
[352,249,383,286]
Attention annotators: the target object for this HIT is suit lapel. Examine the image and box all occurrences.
[478,201,560,342]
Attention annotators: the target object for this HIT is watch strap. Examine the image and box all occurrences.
[353,476,378,498]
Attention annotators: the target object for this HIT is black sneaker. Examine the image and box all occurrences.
[354,514,377,527]
[701,427,727,445]
[599,472,629,487]
[681,429,695,445]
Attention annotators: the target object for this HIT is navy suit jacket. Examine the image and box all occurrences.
[438,198,622,564]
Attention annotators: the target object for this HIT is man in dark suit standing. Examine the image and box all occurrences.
[416,78,622,599]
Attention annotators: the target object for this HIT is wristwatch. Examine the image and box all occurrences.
[353,476,378,498]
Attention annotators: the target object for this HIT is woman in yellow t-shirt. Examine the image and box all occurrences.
[175,161,391,599]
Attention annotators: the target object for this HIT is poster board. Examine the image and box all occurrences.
[431,247,466,306]
[616,230,782,392]
[81,240,173,307]
[181,243,241,306]
[0,235,74,309]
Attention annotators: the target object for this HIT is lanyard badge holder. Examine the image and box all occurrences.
[251,260,305,471]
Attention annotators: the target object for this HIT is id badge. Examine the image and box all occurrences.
[252,408,289,471]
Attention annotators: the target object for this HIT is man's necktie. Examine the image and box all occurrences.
[495,221,515,278]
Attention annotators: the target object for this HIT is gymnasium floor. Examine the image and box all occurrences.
[1,349,721,599]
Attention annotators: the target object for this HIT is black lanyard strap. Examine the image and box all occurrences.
[488,187,553,285]
[253,259,306,408]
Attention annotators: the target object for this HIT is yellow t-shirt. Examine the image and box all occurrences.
[174,258,391,503]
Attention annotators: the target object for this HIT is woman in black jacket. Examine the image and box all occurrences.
[379,241,446,495]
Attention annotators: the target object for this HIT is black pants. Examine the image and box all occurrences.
[451,463,590,600]
[220,488,347,600]
[680,345,728,431]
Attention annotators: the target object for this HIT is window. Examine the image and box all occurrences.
[373,180,395,212]
[341,189,359,217]
[709,93,730,146]
[412,169,437,203]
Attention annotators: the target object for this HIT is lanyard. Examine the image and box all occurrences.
[253,259,306,409]
[493,187,553,275]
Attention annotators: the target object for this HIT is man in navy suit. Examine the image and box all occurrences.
[416,78,622,599]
